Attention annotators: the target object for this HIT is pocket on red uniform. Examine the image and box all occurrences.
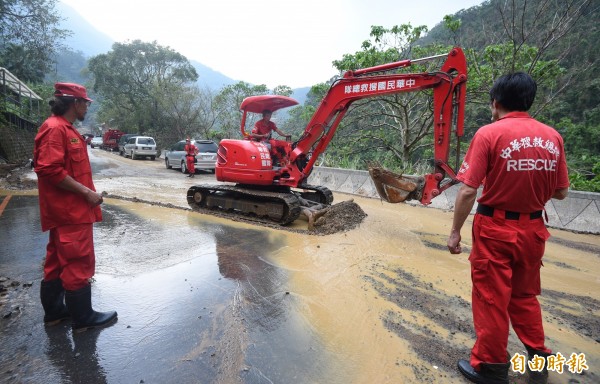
[57,225,92,262]
[471,258,495,305]
[67,147,89,177]
[534,227,551,243]
[479,224,517,243]
[476,222,517,259]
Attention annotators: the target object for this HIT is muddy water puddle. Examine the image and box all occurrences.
[90,199,333,383]
[275,196,599,384]
[0,196,329,383]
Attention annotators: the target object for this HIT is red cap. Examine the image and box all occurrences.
[54,82,92,102]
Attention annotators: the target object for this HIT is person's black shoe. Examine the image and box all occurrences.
[65,285,117,332]
[458,359,509,384]
[40,279,70,325]
[526,346,551,384]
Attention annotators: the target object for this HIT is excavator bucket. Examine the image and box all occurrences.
[368,167,423,203]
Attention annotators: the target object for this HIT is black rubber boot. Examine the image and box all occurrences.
[526,346,551,384]
[458,359,509,384]
[40,279,70,325]
[65,285,118,332]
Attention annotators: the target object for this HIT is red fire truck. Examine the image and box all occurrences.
[101,129,124,152]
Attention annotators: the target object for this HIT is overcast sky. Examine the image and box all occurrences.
[60,0,483,89]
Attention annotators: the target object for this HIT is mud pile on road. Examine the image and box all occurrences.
[105,193,368,236]
[0,164,37,191]
[310,199,367,235]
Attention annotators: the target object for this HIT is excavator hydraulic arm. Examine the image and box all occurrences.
[290,47,467,206]
[368,49,467,205]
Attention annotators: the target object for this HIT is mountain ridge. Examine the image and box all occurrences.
[57,2,241,92]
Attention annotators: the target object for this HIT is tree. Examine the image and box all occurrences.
[212,81,269,140]
[156,83,203,142]
[194,86,220,140]
[87,40,198,138]
[272,85,293,97]
[435,0,597,191]
[327,25,452,171]
[439,0,594,123]
[0,0,69,83]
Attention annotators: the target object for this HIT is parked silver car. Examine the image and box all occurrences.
[118,134,140,156]
[164,139,218,173]
[124,136,157,160]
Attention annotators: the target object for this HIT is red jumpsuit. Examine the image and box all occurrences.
[252,119,277,140]
[184,143,197,174]
[34,115,102,291]
[457,112,569,369]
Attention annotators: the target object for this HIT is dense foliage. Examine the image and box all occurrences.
[424,0,599,191]
[0,0,69,82]
[86,40,199,146]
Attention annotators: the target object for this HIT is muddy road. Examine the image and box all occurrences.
[0,148,598,383]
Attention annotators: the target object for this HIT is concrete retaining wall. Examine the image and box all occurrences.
[0,121,36,163]
[308,166,600,234]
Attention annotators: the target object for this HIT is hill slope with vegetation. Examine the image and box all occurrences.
[420,0,599,190]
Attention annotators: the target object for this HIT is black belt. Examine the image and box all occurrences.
[477,204,543,220]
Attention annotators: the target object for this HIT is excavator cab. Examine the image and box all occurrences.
[238,95,298,167]
[239,95,298,140]
[213,95,300,185]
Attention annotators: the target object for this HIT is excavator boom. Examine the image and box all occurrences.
[290,47,467,204]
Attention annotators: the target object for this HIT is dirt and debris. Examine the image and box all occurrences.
[367,265,600,384]
[104,193,367,236]
[311,199,367,235]
[0,276,33,321]
[0,163,37,191]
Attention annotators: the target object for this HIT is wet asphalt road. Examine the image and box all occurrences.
[0,194,324,383]
[1,147,599,384]
[0,150,326,384]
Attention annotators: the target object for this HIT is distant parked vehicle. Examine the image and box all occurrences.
[124,136,157,160]
[83,134,94,145]
[90,136,103,148]
[164,139,218,173]
[118,134,140,156]
[101,129,124,152]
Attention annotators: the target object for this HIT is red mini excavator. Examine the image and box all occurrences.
[187,47,467,225]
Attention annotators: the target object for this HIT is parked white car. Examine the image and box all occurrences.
[164,139,218,173]
[124,136,157,160]
[90,136,103,148]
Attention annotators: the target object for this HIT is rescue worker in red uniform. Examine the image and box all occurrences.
[251,109,291,166]
[447,73,569,384]
[184,138,198,178]
[34,82,117,332]
[250,109,290,142]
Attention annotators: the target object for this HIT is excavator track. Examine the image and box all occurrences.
[187,184,302,225]
[298,184,334,205]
